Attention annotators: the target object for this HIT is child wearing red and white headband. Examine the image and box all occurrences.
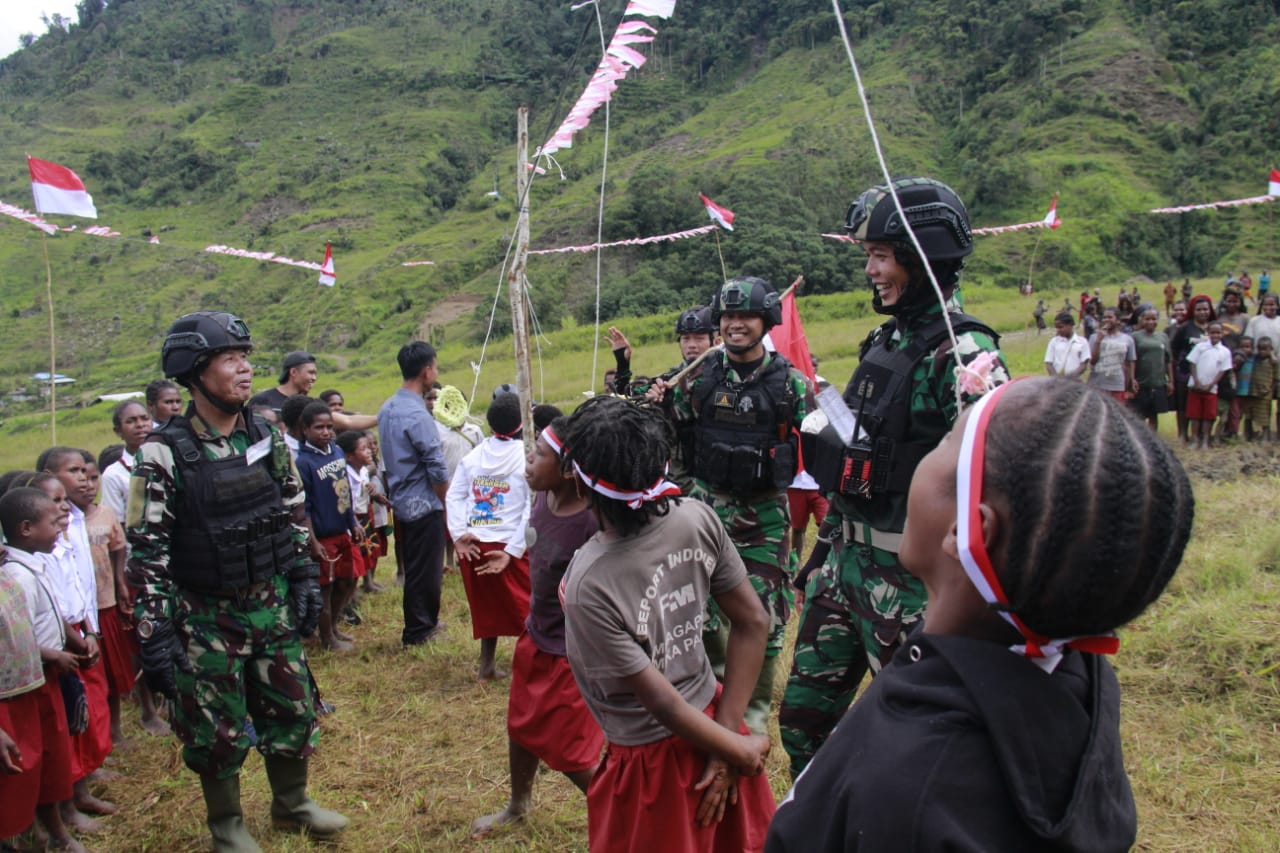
[767,376,1194,853]
[560,395,776,853]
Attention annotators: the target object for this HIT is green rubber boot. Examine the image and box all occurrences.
[264,755,349,838]
[743,653,780,736]
[200,774,263,853]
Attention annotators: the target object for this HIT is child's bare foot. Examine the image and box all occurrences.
[477,668,508,683]
[470,805,527,838]
[58,808,103,834]
[322,637,354,652]
[140,713,171,736]
[86,768,123,784]
[46,835,91,853]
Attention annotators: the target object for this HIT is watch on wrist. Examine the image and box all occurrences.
[136,618,157,640]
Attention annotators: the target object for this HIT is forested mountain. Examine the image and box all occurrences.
[0,0,1277,391]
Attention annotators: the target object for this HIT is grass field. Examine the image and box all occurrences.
[9,279,1280,851]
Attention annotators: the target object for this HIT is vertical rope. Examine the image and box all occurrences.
[588,0,611,395]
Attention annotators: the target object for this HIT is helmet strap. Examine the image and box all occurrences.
[190,375,245,416]
[724,332,765,355]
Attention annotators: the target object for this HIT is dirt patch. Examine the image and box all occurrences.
[418,293,484,339]
[1175,441,1280,481]
[240,196,306,229]
[1083,52,1194,125]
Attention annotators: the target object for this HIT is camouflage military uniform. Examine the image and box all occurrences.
[667,350,811,732]
[779,296,1007,777]
[127,411,319,779]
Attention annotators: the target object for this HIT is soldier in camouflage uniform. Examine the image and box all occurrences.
[779,178,1008,778]
[656,278,812,735]
[127,311,347,853]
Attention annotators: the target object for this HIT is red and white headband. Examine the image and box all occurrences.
[541,425,565,457]
[955,381,1119,672]
[572,461,682,510]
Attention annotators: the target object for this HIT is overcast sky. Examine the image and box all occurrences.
[1,1,81,60]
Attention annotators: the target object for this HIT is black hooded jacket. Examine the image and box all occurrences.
[766,632,1136,852]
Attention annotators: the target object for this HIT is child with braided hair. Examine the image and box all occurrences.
[560,395,775,853]
[767,377,1194,853]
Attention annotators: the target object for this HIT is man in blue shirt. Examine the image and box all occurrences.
[378,342,451,646]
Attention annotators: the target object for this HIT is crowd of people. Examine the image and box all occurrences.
[1,176,1201,853]
[1045,278,1279,448]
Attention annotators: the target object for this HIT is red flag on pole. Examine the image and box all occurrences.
[699,193,735,231]
[318,242,336,286]
[1269,168,1280,198]
[28,156,97,219]
[770,288,815,384]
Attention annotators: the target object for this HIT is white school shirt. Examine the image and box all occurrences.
[444,437,531,558]
[1044,333,1091,378]
[1187,340,1233,394]
[45,508,97,632]
[101,453,135,526]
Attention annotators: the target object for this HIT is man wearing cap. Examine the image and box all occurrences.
[250,351,376,431]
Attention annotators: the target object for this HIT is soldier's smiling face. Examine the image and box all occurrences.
[199,349,254,405]
[863,241,909,308]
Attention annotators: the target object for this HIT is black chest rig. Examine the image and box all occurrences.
[155,414,296,594]
[805,312,996,499]
[691,355,797,494]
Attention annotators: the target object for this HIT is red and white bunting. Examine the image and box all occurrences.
[529,224,716,255]
[1042,194,1061,230]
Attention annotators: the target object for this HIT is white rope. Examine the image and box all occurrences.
[588,0,610,401]
[831,0,971,409]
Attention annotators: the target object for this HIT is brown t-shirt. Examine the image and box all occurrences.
[563,499,748,746]
[84,502,125,610]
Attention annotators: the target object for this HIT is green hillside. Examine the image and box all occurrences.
[0,0,1277,405]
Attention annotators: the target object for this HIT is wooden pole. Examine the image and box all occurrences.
[509,107,536,456]
[40,230,57,442]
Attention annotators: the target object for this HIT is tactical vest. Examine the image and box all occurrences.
[691,354,797,494]
[153,414,296,594]
[805,312,997,499]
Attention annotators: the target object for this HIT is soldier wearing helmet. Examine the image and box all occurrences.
[126,311,347,851]
[653,276,813,735]
[779,178,1009,778]
[605,305,719,397]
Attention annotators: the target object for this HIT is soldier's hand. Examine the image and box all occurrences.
[140,619,191,702]
[289,575,323,638]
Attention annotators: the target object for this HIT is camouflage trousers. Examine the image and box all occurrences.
[173,575,319,779]
[778,539,925,779]
[693,485,795,734]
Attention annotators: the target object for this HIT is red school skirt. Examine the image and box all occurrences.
[507,632,603,774]
[0,689,44,834]
[586,693,776,853]
[458,541,530,639]
[98,606,139,696]
[34,666,74,805]
[69,655,112,782]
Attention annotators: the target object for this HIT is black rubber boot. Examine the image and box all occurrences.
[263,755,349,838]
[200,774,263,853]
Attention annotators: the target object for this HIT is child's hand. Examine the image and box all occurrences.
[606,326,632,361]
[0,727,21,774]
[736,733,771,777]
[694,756,740,826]
[455,535,482,562]
[475,551,511,576]
[49,649,80,675]
[351,525,366,543]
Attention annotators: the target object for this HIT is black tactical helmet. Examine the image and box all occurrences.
[710,277,782,330]
[674,306,715,338]
[845,177,973,262]
[162,311,253,384]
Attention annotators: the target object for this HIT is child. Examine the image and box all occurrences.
[560,396,775,853]
[1043,311,1090,380]
[471,417,603,838]
[144,379,182,427]
[1088,307,1136,401]
[1130,307,1173,431]
[766,377,1193,852]
[445,393,533,681]
[77,454,134,748]
[36,451,117,829]
[294,402,365,652]
[1186,322,1232,450]
[100,400,152,524]
[1,486,94,853]
[337,430,387,594]
[1243,336,1277,441]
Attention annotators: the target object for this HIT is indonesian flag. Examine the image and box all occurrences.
[318,242,336,287]
[625,0,677,18]
[1270,168,1280,198]
[700,193,735,231]
[769,287,815,385]
[28,156,97,219]
[1042,194,1061,229]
